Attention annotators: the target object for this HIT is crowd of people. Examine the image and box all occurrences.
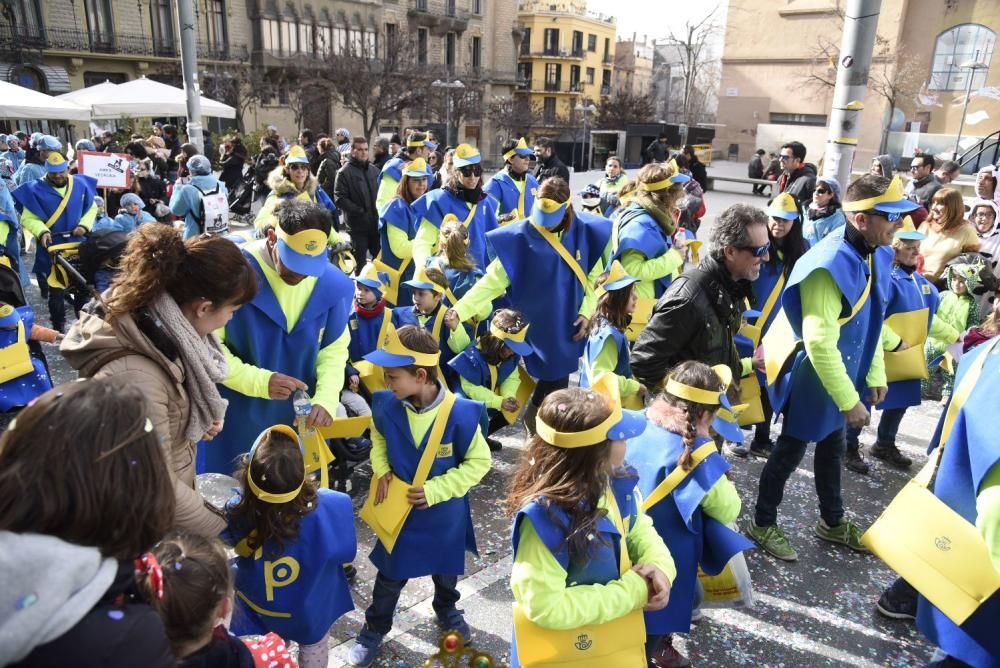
[0,122,998,668]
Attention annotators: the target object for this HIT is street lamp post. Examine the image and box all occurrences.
[574,102,597,171]
[431,79,465,148]
[953,58,988,161]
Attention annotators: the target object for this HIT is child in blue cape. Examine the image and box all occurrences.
[348,325,490,667]
[429,218,484,307]
[347,262,407,394]
[505,373,674,668]
[449,308,534,451]
[91,196,115,231]
[0,302,57,412]
[225,424,356,668]
[581,260,645,408]
[398,264,472,389]
[626,360,751,667]
[96,192,156,234]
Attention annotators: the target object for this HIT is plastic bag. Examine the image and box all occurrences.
[697,549,755,609]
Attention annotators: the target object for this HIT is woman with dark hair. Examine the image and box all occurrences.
[375,158,430,306]
[62,224,258,537]
[447,176,612,433]
[804,175,847,246]
[0,380,176,667]
[218,135,247,193]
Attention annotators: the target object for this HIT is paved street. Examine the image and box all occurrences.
[26,170,939,666]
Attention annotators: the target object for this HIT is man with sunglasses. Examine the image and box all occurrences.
[532,137,570,185]
[631,203,768,393]
[904,152,942,209]
[777,141,817,209]
[750,174,919,562]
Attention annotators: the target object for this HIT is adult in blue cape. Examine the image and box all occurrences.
[253,145,337,237]
[375,157,430,307]
[732,192,808,460]
[376,131,434,212]
[211,199,354,475]
[12,152,97,332]
[751,174,918,562]
[448,176,612,435]
[483,137,538,224]
[13,134,60,187]
[627,361,751,667]
[612,160,690,300]
[1,133,25,173]
[412,143,499,271]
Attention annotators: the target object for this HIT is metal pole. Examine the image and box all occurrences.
[821,0,881,190]
[176,0,204,152]
[953,69,976,161]
[445,93,451,148]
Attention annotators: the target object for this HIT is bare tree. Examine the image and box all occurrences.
[487,96,545,142]
[595,90,655,129]
[324,39,431,141]
[662,6,723,126]
[412,69,486,146]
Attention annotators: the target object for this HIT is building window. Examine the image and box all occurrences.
[205,0,228,51]
[445,0,456,17]
[262,18,281,54]
[543,97,556,123]
[569,64,580,90]
[318,24,332,56]
[84,0,114,50]
[517,62,532,87]
[588,34,596,52]
[520,27,531,56]
[601,68,611,94]
[472,35,481,69]
[445,32,457,72]
[10,65,44,92]
[418,27,428,64]
[364,29,376,54]
[603,37,610,59]
[929,23,995,91]
[281,11,297,55]
[7,1,44,39]
[586,66,595,84]
[334,26,347,55]
[151,0,174,54]
[545,62,561,91]
[769,112,827,126]
[473,0,482,15]
[299,22,313,54]
[572,31,583,56]
[385,22,398,59]
[543,28,559,56]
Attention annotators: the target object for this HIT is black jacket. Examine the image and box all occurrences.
[778,163,818,209]
[630,255,749,390]
[748,155,764,179]
[645,140,669,164]
[316,149,342,200]
[688,158,709,191]
[334,157,380,233]
[11,562,175,668]
[535,153,570,185]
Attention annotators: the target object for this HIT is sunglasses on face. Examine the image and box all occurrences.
[778,155,793,161]
[863,209,902,222]
[910,164,926,171]
[458,165,482,177]
[815,188,831,195]
[738,243,770,257]
[288,164,308,171]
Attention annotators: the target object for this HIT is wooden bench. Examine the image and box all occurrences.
[705,175,775,196]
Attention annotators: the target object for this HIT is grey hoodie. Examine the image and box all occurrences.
[874,154,895,178]
[0,532,117,664]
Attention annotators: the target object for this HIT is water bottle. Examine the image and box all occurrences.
[292,389,315,436]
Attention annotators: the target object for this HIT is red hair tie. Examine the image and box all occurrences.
[135,552,164,600]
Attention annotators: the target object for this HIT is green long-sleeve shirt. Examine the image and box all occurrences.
[977,461,1000,572]
[619,248,684,300]
[218,245,349,416]
[799,269,886,411]
[369,388,491,507]
[591,336,641,398]
[20,190,97,239]
[459,358,522,410]
[385,223,413,263]
[511,489,676,630]
[452,235,612,324]
[376,175,400,214]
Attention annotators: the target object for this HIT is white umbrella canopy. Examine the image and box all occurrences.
[56,80,121,107]
[0,81,92,121]
[88,76,236,119]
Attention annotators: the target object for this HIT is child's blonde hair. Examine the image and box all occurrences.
[439,219,476,272]
[650,361,723,471]
[982,299,1000,337]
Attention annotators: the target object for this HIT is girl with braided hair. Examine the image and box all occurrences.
[625,361,750,667]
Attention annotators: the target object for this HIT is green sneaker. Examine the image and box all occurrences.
[747,521,798,561]
[815,518,870,552]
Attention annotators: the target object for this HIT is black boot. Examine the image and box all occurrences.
[845,442,870,475]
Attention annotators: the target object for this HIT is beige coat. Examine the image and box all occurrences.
[61,307,227,537]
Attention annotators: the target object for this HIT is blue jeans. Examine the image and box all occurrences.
[847,407,906,448]
[754,424,847,527]
[363,571,461,636]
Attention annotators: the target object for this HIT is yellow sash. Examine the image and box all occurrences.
[44,175,75,230]
[354,308,394,394]
[625,297,657,343]
[372,256,410,306]
[737,375,766,426]
[535,226,590,294]
[641,442,717,512]
[0,321,36,384]
[744,271,786,350]
[513,490,646,667]
[300,416,373,489]
[862,337,1000,625]
[763,255,873,386]
[359,392,456,553]
[500,366,537,424]
[883,308,930,382]
[516,178,527,219]
[429,309,446,380]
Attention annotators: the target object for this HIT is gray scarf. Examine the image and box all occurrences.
[149,292,229,442]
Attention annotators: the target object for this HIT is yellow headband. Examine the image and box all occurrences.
[639,178,673,192]
[379,325,442,366]
[842,175,907,212]
[664,364,733,405]
[503,137,531,162]
[489,321,529,343]
[246,425,305,504]
[276,226,328,257]
[407,137,427,148]
[535,374,622,448]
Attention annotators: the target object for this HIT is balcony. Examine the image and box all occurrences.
[520,48,583,61]
[0,25,241,61]
[600,84,611,96]
[602,54,613,65]
[407,0,470,34]
[517,81,581,95]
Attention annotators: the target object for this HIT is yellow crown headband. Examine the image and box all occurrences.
[842,175,906,212]
[380,325,442,366]
[536,404,622,449]
[407,137,427,148]
[664,364,733,406]
[276,226,328,257]
[246,425,305,504]
[489,321,529,344]
[639,178,673,192]
[503,137,531,162]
